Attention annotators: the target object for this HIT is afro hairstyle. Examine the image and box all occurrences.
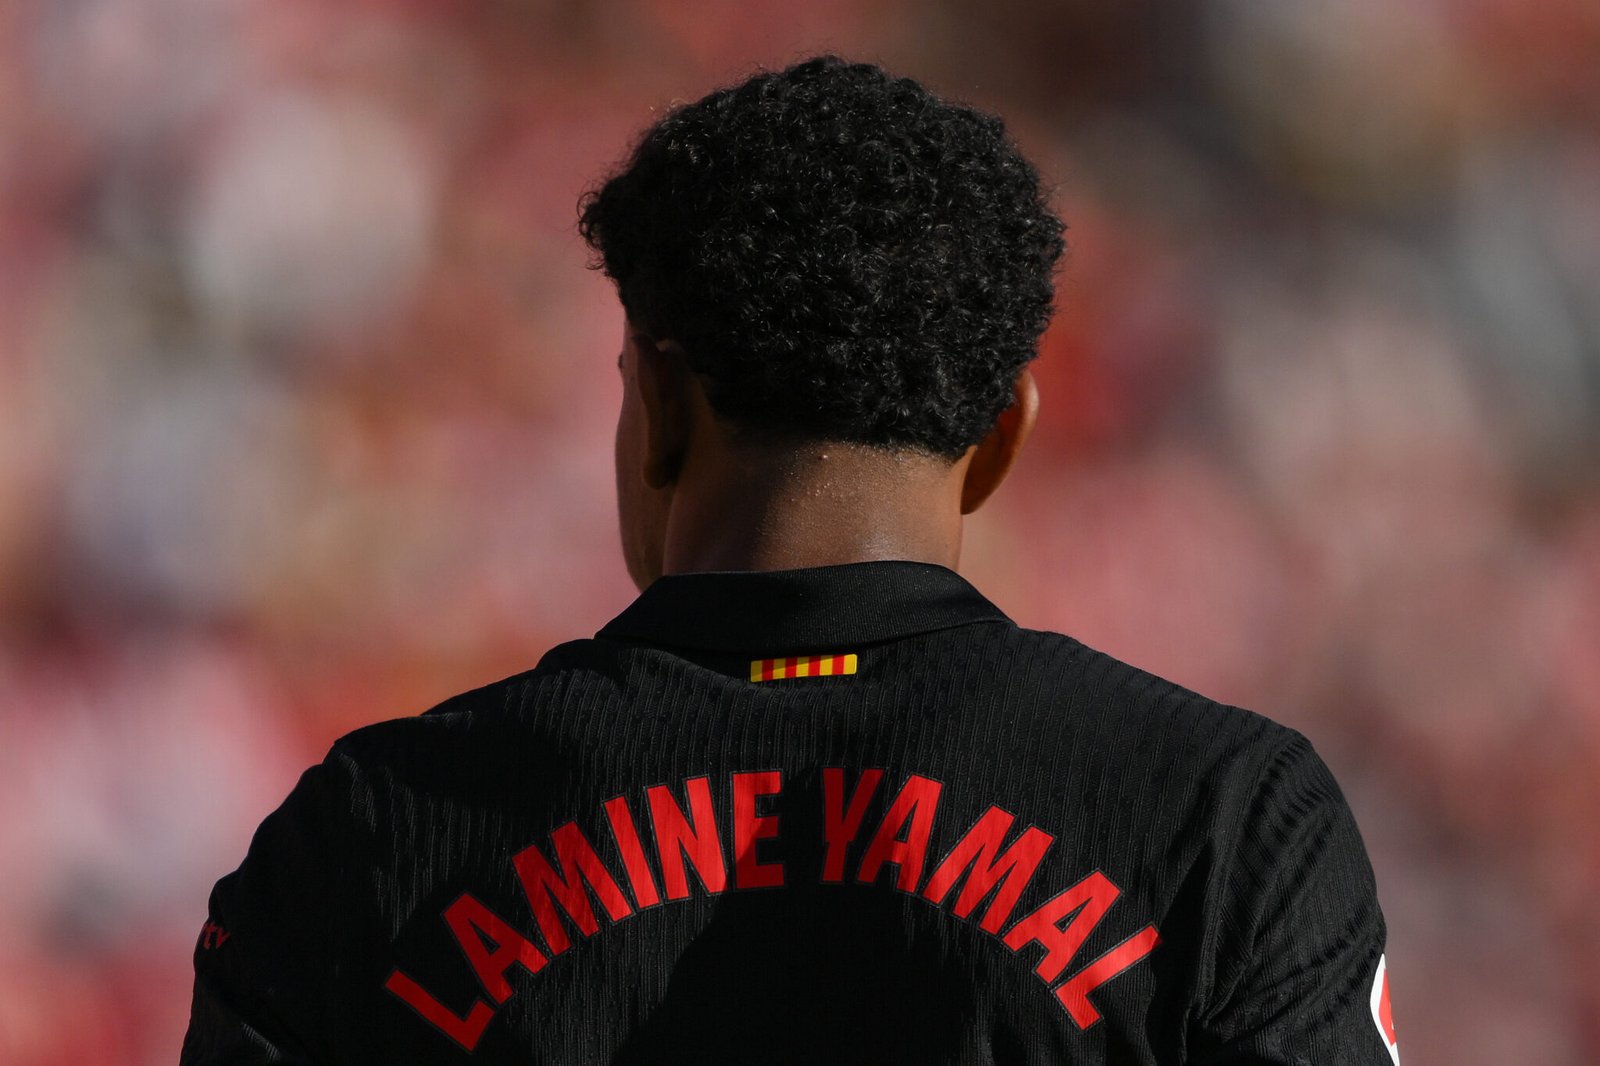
[579,55,1065,459]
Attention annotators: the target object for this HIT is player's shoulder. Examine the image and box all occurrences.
[318,638,617,780]
[990,620,1311,776]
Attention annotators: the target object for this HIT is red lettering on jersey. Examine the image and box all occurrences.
[921,806,1054,933]
[822,768,883,882]
[384,969,495,1051]
[856,774,943,892]
[1002,870,1121,983]
[731,771,785,889]
[512,822,633,956]
[647,776,727,898]
[443,893,548,1003]
[1052,925,1161,1028]
[604,795,662,908]
[197,920,231,950]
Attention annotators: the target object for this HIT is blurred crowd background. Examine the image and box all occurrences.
[2,0,1598,1062]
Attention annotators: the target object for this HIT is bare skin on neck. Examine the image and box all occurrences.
[614,322,1038,589]
[667,440,970,576]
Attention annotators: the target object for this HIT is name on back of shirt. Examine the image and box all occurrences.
[384,768,1161,1052]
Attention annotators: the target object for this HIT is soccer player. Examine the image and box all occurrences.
[182,56,1400,1064]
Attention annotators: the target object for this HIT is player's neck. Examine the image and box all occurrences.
[661,441,969,575]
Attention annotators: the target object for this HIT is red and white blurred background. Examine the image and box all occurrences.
[2,1,1598,1062]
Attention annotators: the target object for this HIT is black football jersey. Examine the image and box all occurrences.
[181,562,1400,1064]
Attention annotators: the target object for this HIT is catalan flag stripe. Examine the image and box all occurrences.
[749,653,858,682]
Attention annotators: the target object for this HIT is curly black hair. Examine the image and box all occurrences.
[579,56,1065,459]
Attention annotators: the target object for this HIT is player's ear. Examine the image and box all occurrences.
[634,333,694,490]
[960,369,1038,515]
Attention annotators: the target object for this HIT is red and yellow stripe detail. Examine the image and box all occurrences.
[749,653,859,682]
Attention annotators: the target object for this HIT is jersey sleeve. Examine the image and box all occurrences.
[180,752,371,1066]
[1190,732,1399,1065]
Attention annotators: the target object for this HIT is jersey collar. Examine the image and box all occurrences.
[597,561,1011,654]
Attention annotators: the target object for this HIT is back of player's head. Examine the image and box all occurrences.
[579,56,1065,460]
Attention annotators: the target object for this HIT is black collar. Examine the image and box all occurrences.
[597,561,1010,654]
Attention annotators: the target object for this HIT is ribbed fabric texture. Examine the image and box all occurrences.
[182,563,1393,1065]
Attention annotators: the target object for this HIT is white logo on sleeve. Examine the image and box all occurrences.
[1369,954,1399,1064]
